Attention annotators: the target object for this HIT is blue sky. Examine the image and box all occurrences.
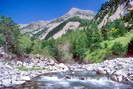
[0,0,106,24]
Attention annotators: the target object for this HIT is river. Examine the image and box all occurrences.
[7,68,133,89]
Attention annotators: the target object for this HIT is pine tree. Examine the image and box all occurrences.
[0,16,23,58]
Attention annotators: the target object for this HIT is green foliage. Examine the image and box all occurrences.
[0,15,131,63]
[54,21,130,63]
[103,20,128,40]
[56,30,88,60]
[53,22,103,62]
[85,48,111,62]
[0,16,22,57]
[72,32,88,58]
[85,22,103,48]
[0,34,4,46]
[16,66,47,71]
[30,20,131,63]
[18,35,32,54]
[85,31,133,62]
[31,39,57,59]
[31,40,43,55]
[111,42,127,55]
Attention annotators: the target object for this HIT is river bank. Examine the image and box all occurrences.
[0,48,133,88]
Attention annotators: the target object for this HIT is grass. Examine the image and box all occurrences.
[16,66,47,71]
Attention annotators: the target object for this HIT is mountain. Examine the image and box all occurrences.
[20,8,95,39]
[95,0,133,28]
[19,21,49,36]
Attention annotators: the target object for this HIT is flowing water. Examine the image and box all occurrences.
[7,69,133,89]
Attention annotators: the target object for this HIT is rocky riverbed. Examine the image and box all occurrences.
[0,56,69,88]
[83,58,133,85]
[0,48,133,88]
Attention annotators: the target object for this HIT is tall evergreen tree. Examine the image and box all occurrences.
[0,16,23,58]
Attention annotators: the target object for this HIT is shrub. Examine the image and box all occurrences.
[31,40,43,55]
[55,41,73,63]
[111,42,127,56]
[18,35,32,54]
[85,31,133,62]
[104,20,128,40]
[31,39,58,59]
[85,48,111,62]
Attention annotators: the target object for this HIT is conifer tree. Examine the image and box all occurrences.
[0,16,23,58]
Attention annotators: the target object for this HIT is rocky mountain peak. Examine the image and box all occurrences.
[67,8,95,15]
[66,8,95,19]
[67,8,81,14]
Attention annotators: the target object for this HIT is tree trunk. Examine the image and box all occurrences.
[3,29,13,54]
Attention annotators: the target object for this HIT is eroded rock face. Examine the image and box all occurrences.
[109,2,128,21]
[96,0,133,28]
[19,21,49,36]
[53,21,80,39]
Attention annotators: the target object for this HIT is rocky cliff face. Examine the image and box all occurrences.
[53,21,80,39]
[95,0,133,28]
[20,8,95,39]
[20,21,49,36]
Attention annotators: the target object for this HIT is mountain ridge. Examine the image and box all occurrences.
[20,8,95,39]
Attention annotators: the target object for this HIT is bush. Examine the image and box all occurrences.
[103,20,128,40]
[31,39,58,59]
[85,48,111,62]
[111,42,127,55]
[18,35,32,54]
[85,31,133,62]
[55,41,73,63]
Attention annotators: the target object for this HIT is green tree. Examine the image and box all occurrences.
[103,20,128,40]
[85,22,103,50]
[0,33,4,46]
[0,16,22,57]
